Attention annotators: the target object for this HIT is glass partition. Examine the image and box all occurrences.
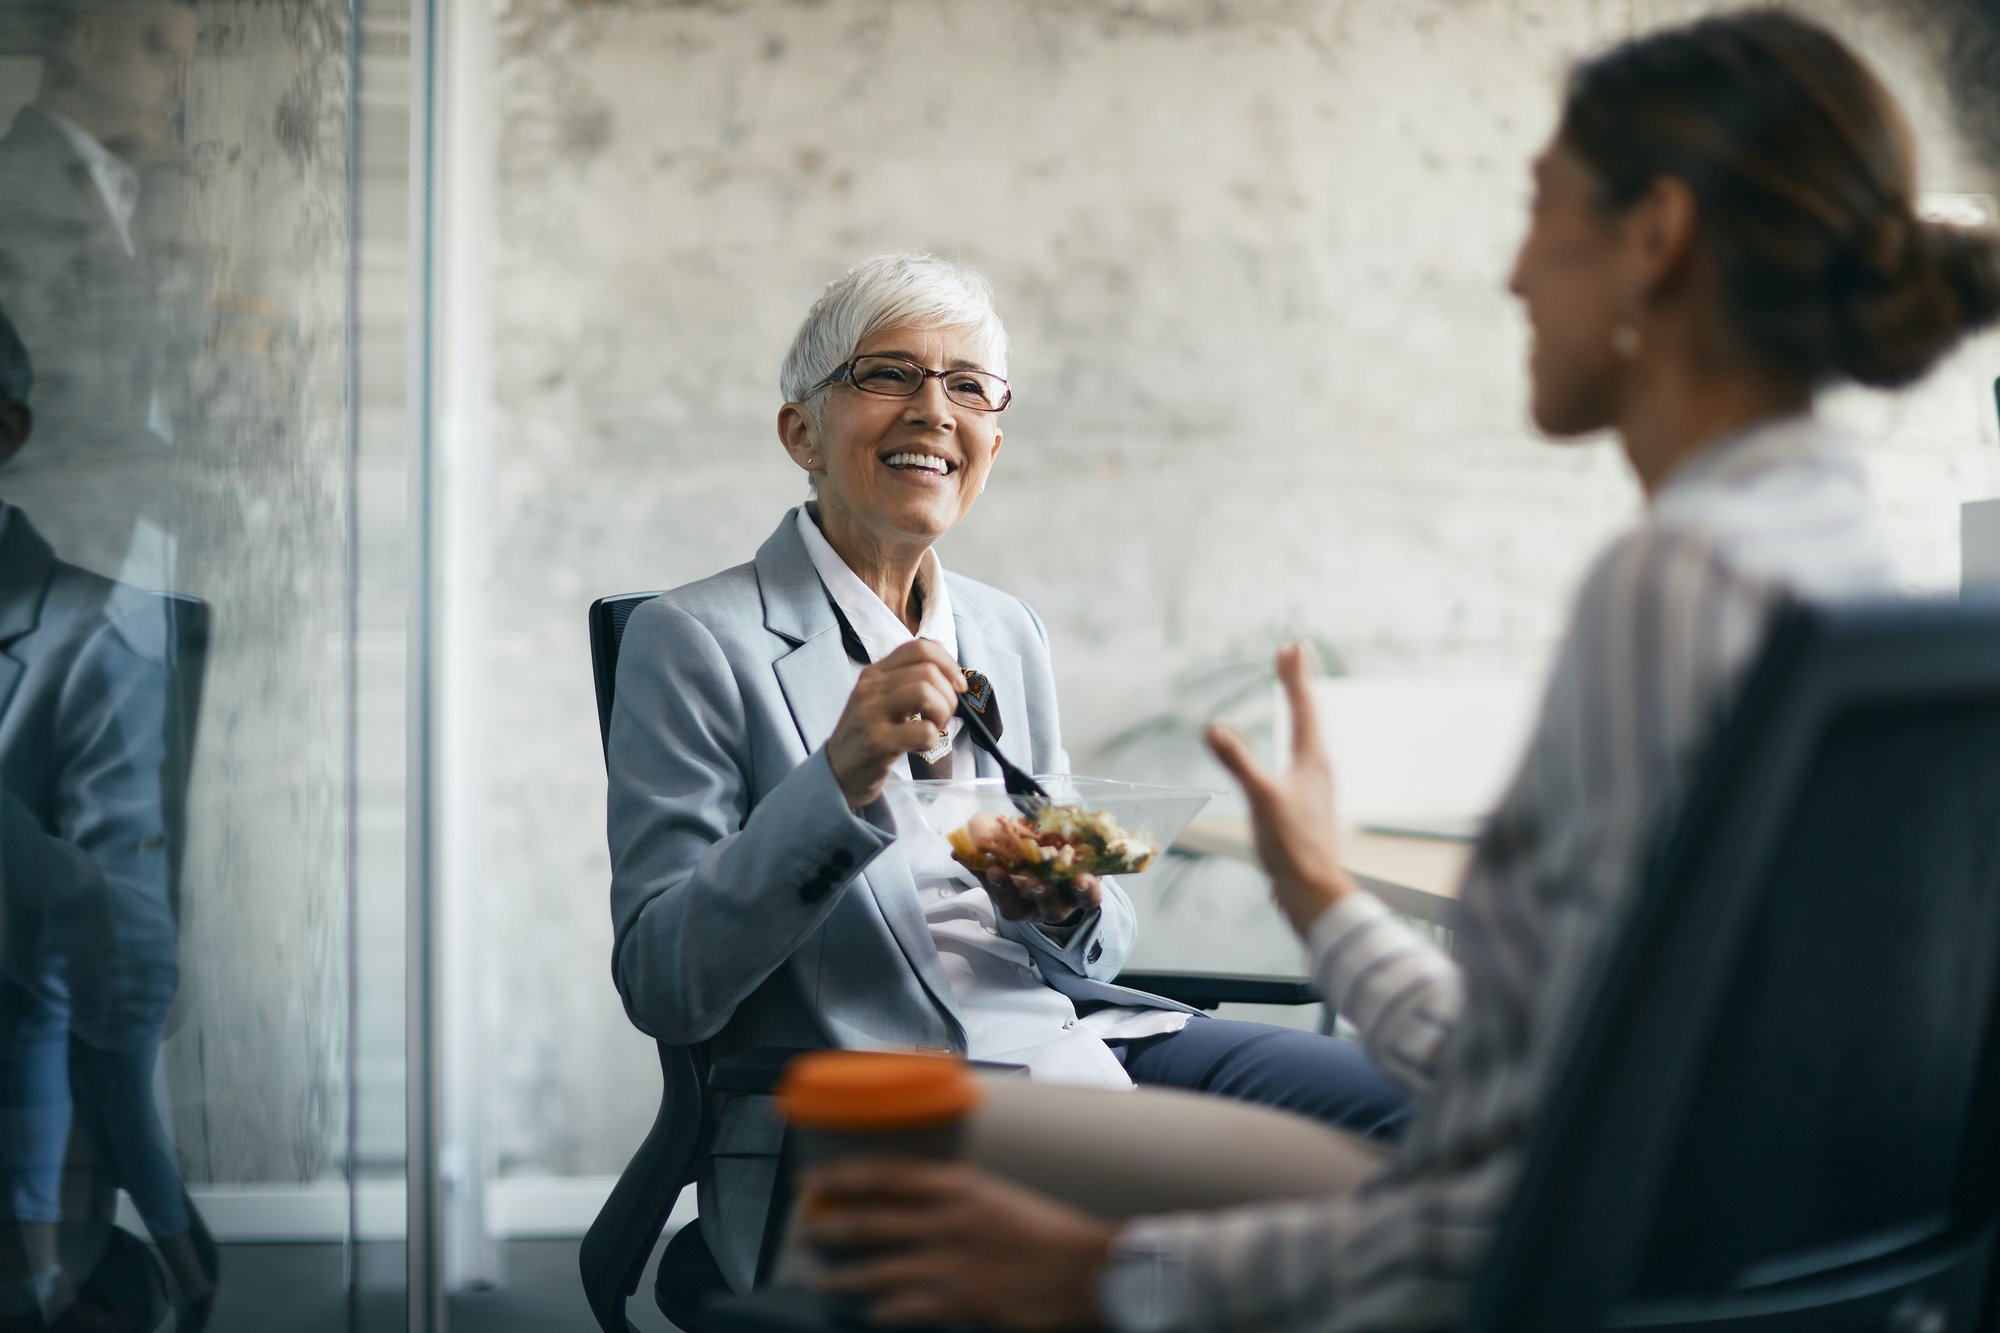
[0,0,407,1324]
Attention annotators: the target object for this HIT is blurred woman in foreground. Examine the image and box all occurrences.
[796,10,2000,1331]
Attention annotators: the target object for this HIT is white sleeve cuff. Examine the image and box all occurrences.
[1306,890,1395,960]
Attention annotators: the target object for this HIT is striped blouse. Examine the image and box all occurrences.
[1100,413,1900,1332]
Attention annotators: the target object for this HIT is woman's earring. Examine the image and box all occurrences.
[1612,324,1642,358]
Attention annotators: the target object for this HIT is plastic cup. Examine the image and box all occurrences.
[769,1051,984,1288]
[777,1049,984,1168]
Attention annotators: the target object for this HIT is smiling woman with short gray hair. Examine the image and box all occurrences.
[603,252,1408,1292]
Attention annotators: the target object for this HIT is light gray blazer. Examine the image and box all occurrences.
[607,507,1191,1289]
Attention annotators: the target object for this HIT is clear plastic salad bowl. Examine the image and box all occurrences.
[894,776,1217,882]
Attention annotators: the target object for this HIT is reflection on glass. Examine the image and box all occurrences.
[0,0,193,589]
[0,0,367,1325]
[0,301,211,1328]
[0,0,216,1318]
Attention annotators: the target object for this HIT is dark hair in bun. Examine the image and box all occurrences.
[1560,7,2000,390]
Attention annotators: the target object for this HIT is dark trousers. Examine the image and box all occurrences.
[1110,1015,1412,1141]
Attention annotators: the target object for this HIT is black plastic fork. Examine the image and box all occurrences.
[955,692,1049,817]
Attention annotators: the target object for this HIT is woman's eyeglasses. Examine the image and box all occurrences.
[812,354,1011,413]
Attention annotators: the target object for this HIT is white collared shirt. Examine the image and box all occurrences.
[37,107,140,258]
[794,507,1185,1087]
[34,107,175,450]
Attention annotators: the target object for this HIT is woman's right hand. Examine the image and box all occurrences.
[827,639,967,809]
[1206,642,1360,937]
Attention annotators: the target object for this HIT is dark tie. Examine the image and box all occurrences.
[826,599,956,780]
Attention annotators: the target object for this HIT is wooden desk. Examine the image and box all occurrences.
[1175,816,1469,929]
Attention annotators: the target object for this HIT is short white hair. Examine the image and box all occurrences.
[780,253,1010,407]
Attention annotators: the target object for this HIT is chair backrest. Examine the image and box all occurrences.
[583,591,713,1333]
[590,592,662,764]
[1465,598,2000,1333]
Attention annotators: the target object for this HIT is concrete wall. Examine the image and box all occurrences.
[485,0,2000,1175]
[165,0,356,1186]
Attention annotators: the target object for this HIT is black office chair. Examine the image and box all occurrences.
[706,598,2000,1333]
[578,590,1323,1333]
[1460,597,2000,1332]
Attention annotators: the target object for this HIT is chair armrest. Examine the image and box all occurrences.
[1113,970,1319,1010]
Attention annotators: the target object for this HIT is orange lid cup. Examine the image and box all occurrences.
[776,1051,983,1133]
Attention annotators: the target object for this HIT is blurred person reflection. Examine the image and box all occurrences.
[0,0,194,588]
[0,304,211,1331]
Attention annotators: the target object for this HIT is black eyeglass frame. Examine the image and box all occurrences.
[810,354,1013,413]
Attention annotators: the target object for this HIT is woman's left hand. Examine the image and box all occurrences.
[801,1158,1117,1331]
[979,869,1102,927]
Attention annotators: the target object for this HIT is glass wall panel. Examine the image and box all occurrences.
[355,0,412,1325]
[0,0,405,1324]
